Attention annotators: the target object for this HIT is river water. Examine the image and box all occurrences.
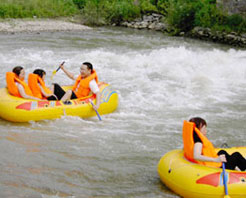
[0,27,245,198]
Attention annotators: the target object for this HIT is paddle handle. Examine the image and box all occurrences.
[222,163,229,196]
[89,99,102,121]
[56,61,65,72]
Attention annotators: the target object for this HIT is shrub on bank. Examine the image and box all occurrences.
[73,0,86,9]
[138,0,158,14]
[165,0,196,34]
[105,1,140,25]
[163,0,246,34]
[0,0,78,18]
[81,0,106,25]
[224,14,246,33]
[81,0,140,25]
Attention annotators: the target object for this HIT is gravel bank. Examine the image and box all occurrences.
[0,19,91,33]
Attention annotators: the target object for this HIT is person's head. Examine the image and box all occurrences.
[12,66,24,80]
[189,117,207,136]
[33,69,46,80]
[80,62,93,78]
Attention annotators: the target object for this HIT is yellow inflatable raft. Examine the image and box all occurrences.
[158,147,246,198]
[0,82,118,122]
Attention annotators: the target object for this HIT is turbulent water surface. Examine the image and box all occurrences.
[0,27,245,198]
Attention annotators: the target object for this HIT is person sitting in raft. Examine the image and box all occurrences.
[183,117,246,171]
[28,69,58,100]
[53,62,101,110]
[6,66,42,100]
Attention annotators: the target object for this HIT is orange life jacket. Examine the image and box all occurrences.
[6,72,33,98]
[72,70,98,98]
[28,73,52,99]
[182,120,222,168]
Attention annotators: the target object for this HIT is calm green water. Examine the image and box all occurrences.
[0,27,245,198]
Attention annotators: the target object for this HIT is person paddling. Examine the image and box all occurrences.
[53,62,101,110]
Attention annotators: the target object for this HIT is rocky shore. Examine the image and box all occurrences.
[121,13,167,32]
[188,27,246,48]
[120,13,246,48]
[0,18,91,33]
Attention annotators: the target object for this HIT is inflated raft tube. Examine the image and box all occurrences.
[158,147,246,198]
[0,82,118,122]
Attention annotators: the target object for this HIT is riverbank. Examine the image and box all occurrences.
[0,17,245,48]
[0,18,91,33]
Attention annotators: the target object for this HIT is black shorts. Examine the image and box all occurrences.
[47,95,57,101]
[53,83,77,100]
[218,150,246,171]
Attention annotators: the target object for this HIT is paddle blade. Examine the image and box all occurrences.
[222,163,230,198]
[51,70,56,80]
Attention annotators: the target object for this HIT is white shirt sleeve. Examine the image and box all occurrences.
[89,79,99,94]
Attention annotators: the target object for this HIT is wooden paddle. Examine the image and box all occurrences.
[222,163,231,198]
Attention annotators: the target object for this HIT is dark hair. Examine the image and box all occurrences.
[33,69,46,78]
[83,62,93,71]
[12,66,23,76]
[189,117,207,130]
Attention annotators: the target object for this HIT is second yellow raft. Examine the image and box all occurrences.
[158,147,246,198]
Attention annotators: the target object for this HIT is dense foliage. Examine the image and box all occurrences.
[0,0,245,33]
[0,0,78,18]
[164,0,246,34]
[80,0,141,25]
